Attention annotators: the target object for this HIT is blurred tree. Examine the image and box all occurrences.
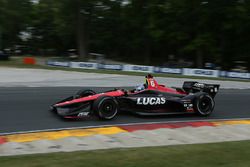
[1,0,250,69]
[30,0,61,55]
[53,0,99,60]
[0,0,32,50]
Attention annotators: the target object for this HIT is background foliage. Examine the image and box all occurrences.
[0,0,250,69]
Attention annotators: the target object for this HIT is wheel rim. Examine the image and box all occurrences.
[100,100,117,119]
[198,96,213,114]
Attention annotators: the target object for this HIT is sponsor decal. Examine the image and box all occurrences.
[70,62,98,69]
[219,71,227,77]
[136,97,166,105]
[78,112,89,117]
[193,83,205,89]
[183,68,219,77]
[123,65,154,73]
[154,67,182,74]
[226,72,250,79]
[194,70,213,75]
[98,64,123,70]
[132,66,149,71]
[79,63,94,68]
[184,103,193,112]
[47,61,69,67]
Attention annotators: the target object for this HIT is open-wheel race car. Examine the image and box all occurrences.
[50,74,220,120]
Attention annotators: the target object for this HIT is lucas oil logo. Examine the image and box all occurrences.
[136,97,166,105]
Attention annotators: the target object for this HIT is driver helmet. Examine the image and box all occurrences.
[135,84,145,92]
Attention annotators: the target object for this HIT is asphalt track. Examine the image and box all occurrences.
[0,87,250,134]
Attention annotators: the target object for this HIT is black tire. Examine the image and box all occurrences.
[74,89,96,99]
[194,92,215,116]
[93,96,119,120]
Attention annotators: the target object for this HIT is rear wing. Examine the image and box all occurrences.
[183,81,220,98]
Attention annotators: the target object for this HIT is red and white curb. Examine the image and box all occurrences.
[1,119,250,156]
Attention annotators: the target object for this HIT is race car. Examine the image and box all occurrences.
[50,74,220,120]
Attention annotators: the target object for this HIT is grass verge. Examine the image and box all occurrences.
[1,140,250,167]
[0,58,249,82]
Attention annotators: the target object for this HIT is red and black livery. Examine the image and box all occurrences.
[50,74,220,120]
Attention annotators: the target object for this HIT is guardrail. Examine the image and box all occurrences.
[46,60,250,80]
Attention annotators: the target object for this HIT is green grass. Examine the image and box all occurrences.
[1,58,249,82]
[1,141,250,167]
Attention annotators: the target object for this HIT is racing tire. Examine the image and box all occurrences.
[194,92,215,116]
[93,96,119,120]
[74,89,96,99]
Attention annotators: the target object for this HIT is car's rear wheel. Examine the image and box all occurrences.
[93,96,119,120]
[75,89,96,99]
[194,92,214,116]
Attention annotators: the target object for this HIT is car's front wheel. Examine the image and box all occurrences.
[194,92,215,116]
[93,96,119,120]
